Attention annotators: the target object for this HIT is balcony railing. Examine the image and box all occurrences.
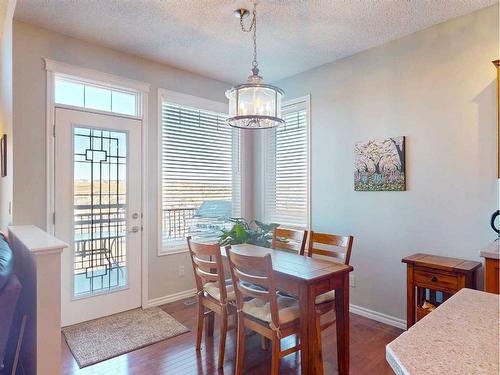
[162,207,197,241]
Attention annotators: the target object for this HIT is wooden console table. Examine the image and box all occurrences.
[480,241,499,294]
[402,253,481,328]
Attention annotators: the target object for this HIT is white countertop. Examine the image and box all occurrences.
[480,240,499,260]
[386,288,499,375]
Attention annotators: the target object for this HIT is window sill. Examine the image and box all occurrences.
[158,247,190,256]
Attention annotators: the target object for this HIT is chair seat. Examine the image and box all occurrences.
[204,280,236,301]
[315,290,335,304]
[242,295,300,324]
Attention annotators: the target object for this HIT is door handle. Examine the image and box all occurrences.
[130,226,140,233]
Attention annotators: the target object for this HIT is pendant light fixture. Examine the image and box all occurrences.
[226,2,285,129]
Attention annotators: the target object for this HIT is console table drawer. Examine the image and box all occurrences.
[414,268,458,290]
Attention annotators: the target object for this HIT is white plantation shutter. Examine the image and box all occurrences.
[161,101,241,248]
[264,99,308,228]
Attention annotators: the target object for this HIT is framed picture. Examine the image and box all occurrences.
[1,134,6,177]
[354,136,406,191]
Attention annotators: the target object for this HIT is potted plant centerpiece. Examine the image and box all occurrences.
[218,218,279,248]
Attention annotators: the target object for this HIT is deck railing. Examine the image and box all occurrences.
[162,207,197,241]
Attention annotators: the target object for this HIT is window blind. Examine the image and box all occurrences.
[161,102,241,247]
[264,100,308,227]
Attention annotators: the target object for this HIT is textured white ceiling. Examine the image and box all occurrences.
[14,0,498,83]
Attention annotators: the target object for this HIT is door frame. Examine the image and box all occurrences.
[44,59,151,308]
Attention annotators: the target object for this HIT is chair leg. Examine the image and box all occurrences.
[260,335,269,350]
[315,313,324,375]
[271,336,280,375]
[235,314,246,375]
[218,311,228,369]
[196,299,204,351]
[206,310,215,337]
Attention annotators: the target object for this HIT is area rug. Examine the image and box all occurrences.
[62,307,189,368]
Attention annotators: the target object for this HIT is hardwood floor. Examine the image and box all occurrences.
[61,298,402,375]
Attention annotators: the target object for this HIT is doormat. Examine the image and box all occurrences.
[62,307,189,368]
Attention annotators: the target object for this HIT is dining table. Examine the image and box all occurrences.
[219,243,353,375]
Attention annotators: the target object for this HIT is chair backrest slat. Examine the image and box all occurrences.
[271,227,308,255]
[233,267,269,289]
[307,231,354,265]
[236,280,271,300]
[192,256,217,272]
[187,236,229,303]
[227,248,280,325]
[195,267,220,282]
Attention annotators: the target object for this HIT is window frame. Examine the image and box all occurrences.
[53,73,143,119]
[262,95,311,230]
[157,88,242,255]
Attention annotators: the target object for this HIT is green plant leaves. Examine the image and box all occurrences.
[218,218,280,248]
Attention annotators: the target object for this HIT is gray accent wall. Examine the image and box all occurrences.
[11,3,499,319]
[255,5,499,319]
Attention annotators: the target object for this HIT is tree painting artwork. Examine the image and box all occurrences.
[354,136,406,191]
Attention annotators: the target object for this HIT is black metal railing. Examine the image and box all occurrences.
[162,207,197,241]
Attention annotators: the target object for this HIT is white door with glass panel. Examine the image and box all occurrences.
[55,108,142,326]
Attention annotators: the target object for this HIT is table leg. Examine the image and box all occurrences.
[335,272,350,375]
[299,283,314,374]
[406,265,415,328]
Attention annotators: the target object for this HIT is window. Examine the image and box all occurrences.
[160,96,241,252]
[54,76,139,116]
[263,97,309,228]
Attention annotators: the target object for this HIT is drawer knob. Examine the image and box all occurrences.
[431,276,437,282]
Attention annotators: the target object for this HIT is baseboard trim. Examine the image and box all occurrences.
[145,288,197,308]
[350,304,407,330]
[145,288,407,330]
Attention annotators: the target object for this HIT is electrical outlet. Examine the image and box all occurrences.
[178,265,185,277]
[349,273,356,288]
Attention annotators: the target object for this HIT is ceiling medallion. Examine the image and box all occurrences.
[226,2,285,129]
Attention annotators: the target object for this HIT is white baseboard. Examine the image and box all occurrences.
[144,288,197,308]
[145,288,407,330]
[349,303,407,330]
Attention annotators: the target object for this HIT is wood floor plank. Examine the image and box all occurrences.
[61,298,402,374]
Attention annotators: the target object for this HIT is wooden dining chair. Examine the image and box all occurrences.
[306,231,354,373]
[271,227,308,255]
[226,248,301,375]
[187,236,236,369]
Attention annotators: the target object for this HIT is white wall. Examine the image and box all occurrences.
[256,5,499,320]
[0,0,16,230]
[12,21,240,301]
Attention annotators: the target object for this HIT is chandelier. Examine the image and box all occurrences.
[226,2,285,129]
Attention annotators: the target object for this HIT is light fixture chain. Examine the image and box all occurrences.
[252,3,257,70]
[239,2,258,73]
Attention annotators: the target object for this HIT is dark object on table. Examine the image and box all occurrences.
[491,210,499,234]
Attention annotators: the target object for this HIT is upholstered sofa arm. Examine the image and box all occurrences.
[0,274,22,370]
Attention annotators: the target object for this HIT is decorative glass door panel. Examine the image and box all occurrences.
[73,127,128,297]
[55,108,142,326]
